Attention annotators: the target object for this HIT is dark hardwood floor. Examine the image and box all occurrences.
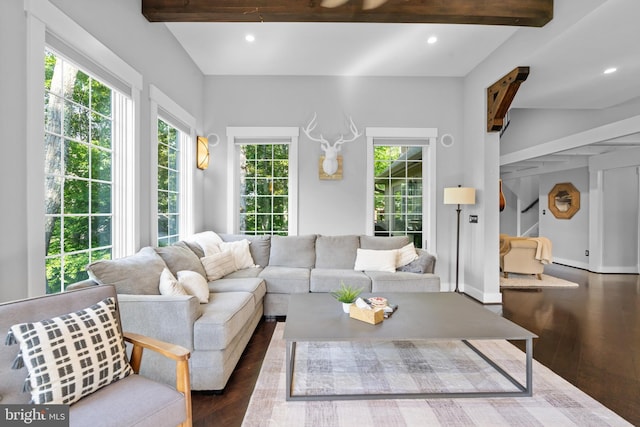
[192,264,640,426]
[502,263,640,425]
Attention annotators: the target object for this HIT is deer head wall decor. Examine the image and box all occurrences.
[302,113,362,179]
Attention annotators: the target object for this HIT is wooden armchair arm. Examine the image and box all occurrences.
[124,332,192,427]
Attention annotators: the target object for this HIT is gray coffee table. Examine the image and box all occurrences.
[284,292,537,401]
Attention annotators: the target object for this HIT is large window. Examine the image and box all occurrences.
[157,118,181,246]
[227,127,299,235]
[373,146,423,247]
[44,50,114,293]
[27,1,141,297]
[239,144,289,235]
[150,85,195,246]
[366,128,437,253]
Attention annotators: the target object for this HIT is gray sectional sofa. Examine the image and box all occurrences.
[69,233,440,391]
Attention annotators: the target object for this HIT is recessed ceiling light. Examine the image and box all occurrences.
[427,36,438,44]
[604,67,617,74]
[245,34,255,43]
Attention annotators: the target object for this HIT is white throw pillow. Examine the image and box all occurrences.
[201,252,238,281]
[219,239,255,270]
[353,248,398,273]
[159,268,188,296]
[396,243,419,268]
[177,270,210,303]
[189,231,223,256]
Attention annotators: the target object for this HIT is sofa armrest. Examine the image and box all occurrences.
[117,294,201,350]
[66,279,99,291]
[124,332,192,427]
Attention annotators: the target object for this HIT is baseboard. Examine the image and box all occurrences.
[462,284,502,304]
[554,258,639,274]
[552,258,589,270]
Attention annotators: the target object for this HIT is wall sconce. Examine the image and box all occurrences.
[196,134,220,170]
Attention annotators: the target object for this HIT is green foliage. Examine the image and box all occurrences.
[331,282,363,304]
[239,144,289,234]
[44,51,114,293]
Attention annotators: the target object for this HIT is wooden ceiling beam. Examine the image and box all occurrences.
[142,0,553,27]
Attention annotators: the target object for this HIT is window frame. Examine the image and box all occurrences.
[149,85,196,246]
[365,127,438,254]
[226,127,299,235]
[25,0,142,296]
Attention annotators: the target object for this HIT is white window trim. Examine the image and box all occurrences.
[226,127,299,235]
[149,85,196,244]
[365,127,438,254]
[25,0,142,296]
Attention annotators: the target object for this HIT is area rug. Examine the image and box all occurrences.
[500,273,579,289]
[241,323,630,427]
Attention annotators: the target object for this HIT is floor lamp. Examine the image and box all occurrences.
[444,186,476,292]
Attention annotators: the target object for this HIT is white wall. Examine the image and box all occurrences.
[501,100,640,156]
[202,75,465,285]
[539,167,590,268]
[0,0,204,302]
[501,176,540,237]
[0,0,29,303]
[602,166,639,271]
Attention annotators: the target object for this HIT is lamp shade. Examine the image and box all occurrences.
[196,136,210,170]
[444,187,476,205]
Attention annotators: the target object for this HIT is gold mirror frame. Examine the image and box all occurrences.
[548,182,580,219]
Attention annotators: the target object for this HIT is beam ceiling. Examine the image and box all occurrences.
[142,0,553,27]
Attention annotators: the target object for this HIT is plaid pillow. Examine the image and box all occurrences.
[6,297,133,405]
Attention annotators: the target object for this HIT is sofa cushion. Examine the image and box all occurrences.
[269,235,316,268]
[193,292,256,350]
[176,240,205,258]
[315,235,359,269]
[220,234,271,267]
[359,235,411,250]
[70,374,187,427]
[219,239,255,269]
[188,231,223,256]
[223,267,263,279]
[159,268,188,296]
[87,247,165,295]
[155,244,207,278]
[259,266,310,293]
[396,243,419,267]
[367,271,440,293]
[177,270,209,303]
[201,252,238,281]
[310,269,372,293]
[207,278,267,308]
[7,297,133,405]
[354,248,398,273]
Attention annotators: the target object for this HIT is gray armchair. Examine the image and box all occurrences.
[0,285,192,427]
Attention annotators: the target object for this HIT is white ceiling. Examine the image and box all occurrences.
[165,0,640,176]
[166,22,518,78]
[166,0,640,110]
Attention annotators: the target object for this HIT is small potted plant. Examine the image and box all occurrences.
[331,282,363,313]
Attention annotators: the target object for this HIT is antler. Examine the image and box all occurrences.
[334,117,362,149]
[302,113,330,150]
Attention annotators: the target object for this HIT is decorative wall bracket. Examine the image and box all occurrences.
[487,66,529,132]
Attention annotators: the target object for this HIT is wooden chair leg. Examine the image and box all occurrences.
[504,272,509,278]
[536,273,542,280]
